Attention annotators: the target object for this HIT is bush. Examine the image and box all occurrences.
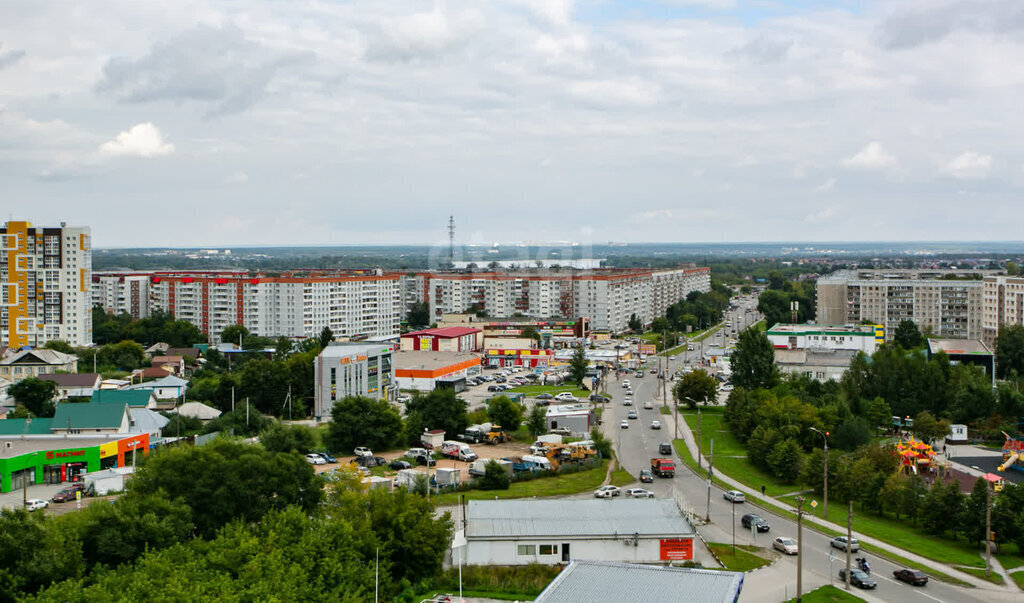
[479,460,511,490]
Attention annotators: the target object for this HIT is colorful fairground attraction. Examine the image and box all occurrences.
[895,437,936,475]
[998,432,1024,474]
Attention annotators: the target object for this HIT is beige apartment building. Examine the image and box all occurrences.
[816,269,993,341]
[981,275,1024,347]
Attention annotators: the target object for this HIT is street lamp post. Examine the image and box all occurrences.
[809,427,829,518]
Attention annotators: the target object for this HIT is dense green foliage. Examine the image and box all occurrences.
[893,319,924,349]
[756,274,816,327]
[326,396,403,452]
[487,396,524,432]
[9,377,57,418]
[996,324,1024,379]
[480,460,512,490]
[730,327,779,390]
[406,301,430,327]
[403,388,469,446]
[92,307,207,347]
[527,405,547,437]
[673,369,718,408]
[568,345,588,387]
[260,422,316,454]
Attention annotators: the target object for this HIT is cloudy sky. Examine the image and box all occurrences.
[2,0,1023,248]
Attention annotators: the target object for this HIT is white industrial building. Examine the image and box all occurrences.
[545,404,594,436]
[314,343,395,420]
[767,324,880,382]
[535,560,744,603]
[463,498,696,566]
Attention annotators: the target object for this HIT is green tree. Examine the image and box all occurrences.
[832,416,871,450]
[9,377,57,418]
[403,388,468,445]
[326,396,403,453]
[221,323,250,345]
[650,316,670,334]
[1006,261,1018,276]
[767,271,786,290]
[911,410,950,444]
[200,407,271,438]
[260,422,316,455]
[757,289,790,327]
[628,313,643,333]
[730,327,779,390]
[42,340,74,354]
[893,319,924,349]
[318,326,334,351]
[996,325,1024,379]
[673,369,718,409]
[272,336,294,361]
[479,460,511,490]
[128,439,323,538]
[520,326,542,345]
[159,412,202,437]
[406,301,431,327]
[865,397,892,435]
[568,345,588,387]
[73,493,193,570]
[961,478,991,547]
[767,438,803,483]
[487,396,523,432]
[590,427,613,459]
[526,405,547,437]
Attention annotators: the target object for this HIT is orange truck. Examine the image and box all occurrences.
[650,458,675,478]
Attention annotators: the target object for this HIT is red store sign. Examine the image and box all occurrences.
[45,450,86,460]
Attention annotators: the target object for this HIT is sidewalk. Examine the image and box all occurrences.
[664,406,1020,594]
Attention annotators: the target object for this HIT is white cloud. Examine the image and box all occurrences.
[814,177,836,193]
[99,123,174,158]
[804,205,838,223]
[841,142,897,170]
[942,151,992,180]
[226,171,248,184]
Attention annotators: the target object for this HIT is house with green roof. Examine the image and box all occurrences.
[51,403,131,435]
[91,389,157,409]
[0,418,53,436]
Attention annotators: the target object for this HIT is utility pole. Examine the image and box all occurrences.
[796,496,805,602]
[845,500,852,590]
[696,408,702,469]
[706,439,714,522]
[732,497,736,554]
[986,479,992,578]
[810,427,829,518]
[448,215,456,265]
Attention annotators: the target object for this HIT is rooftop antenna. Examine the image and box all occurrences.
[448,215,455,264]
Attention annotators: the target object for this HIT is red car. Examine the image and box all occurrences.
[893,568,928,586]
[51,484,85,503]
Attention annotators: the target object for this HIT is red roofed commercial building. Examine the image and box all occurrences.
[400,327,482,352]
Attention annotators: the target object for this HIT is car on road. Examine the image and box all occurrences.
[635,371,644,379]
[626,488,655,498]
[354,447,373,458]
[650,368,658,374]
[650,420,662,430]
[659,442,673,455]
[622,380,631,389]
[741,513,770,532]
[620,420,629,429]
[723,490,746,503]
[51,484,85,503]
[639,469,654,483]
[772,537,798,555]
[720,384,734,392]
[624,388,634,396]
[838,568,876,589]
[594,485,622,498]
[643,401,653,409]
[396,394,412,403]
[25,499,49,512]
[830,536,860,552]
[305,453,327,465]
[892,568,928,586]
[535,393,553,400]
[627,410,638,419]
[389,460,412,471]
[554,392,578,402]
[623,397,633,406]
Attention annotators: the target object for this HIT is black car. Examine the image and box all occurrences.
[414,454,436,466]
[838,569,877,589]
[639,469,654,484]
[741,513,770,532]
[487,385,505,392]
[535,393,554,400]
[389,460,412,471]
[659,442,672,455]
[893,568,928,586]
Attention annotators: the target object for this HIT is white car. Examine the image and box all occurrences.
[304,453,326,465]
[620,420,629,429]
[622,380,631,388]
[594,485,622,498]
[720,384,734,392]
[353,447,373,458]
[395,394,412,403]
[554,392,578,402]
[25,498,48,512]
[650,420,662,430]
[643,401,653,409]
[723,490,746,503]
[773,537,799,555]
[626,488,655,498]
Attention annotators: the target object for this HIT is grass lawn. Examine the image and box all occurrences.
[508,384,591,398]
[1011,570,1024,589]
[784,585,865,602]
[777,494,985,568]
[611,464,637,486]
[956,566,1005,585]
[432,460,613,506]
[660,406,671,415]
[707,543,772,572]
[995,548,1024,571]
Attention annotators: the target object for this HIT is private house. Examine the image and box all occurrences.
[39,373,102,400]
[150,355,185,376]
[91,389,158,410]
[51,403,132,435]
[0,349,78,384]
[125,375,188,401]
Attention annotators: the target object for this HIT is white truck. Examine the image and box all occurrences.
[441,440,478,462]
[468,458,513,477]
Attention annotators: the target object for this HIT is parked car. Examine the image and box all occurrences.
[305,453,327,465]
[550,427,573,436]
[650,368,658,374]
[529,443,550,454]
[741,513,770,532]
[371,456,387,467]
[535,393,554,400]
[534,399,552,407]
[892,568,928,586]
[487,385,505,392]
[594,485,622,498]
[353,447,373,458]
[650,420,662,430]
[626,488,655,498]
[395,394,412,403]
[25,499,49,512]
[659,442,673,455]
[389,460,412,471]
[830,536,860,552]
[620,420,629,429]
[554,392,578,401]
[720,384,734,392]
[414,454,436,466]
[643,401,653,409]
[316,451,338,463]
[773,537,798,555]
[723,490,746,503]
[639,469,654,483]
[51,484,85,503]
[406,447,429,458]
[838,568,876,589]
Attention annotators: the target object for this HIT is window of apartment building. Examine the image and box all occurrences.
[517,545,536,556]
[539,544,558,555]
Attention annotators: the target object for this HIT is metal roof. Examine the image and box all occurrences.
[927,338,992,356]
[536,560,743,603]
[466,498,694,540]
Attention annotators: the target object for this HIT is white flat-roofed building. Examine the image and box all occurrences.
[766,323,880,354]
[535,560,743,603]
[314,343,395,421]
[463,498,696,566]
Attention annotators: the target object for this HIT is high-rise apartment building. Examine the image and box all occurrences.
[816,269,992,341]
[92,270,401,341]
[981,275,1024,347]
[1,221,92,347]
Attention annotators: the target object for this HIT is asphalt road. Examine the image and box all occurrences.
[602,300,992,603]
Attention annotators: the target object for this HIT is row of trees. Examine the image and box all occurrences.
[0,439,452,601]
[92,307,207,347]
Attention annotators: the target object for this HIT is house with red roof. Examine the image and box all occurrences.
[400,327,482,352]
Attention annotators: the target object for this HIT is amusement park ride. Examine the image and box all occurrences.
[999,432,1024,474]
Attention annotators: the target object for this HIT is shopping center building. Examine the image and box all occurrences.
[0,432,149,493]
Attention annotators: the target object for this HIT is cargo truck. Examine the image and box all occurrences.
[650,458,675,478]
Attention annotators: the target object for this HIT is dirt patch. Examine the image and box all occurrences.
[316,440,533,477]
